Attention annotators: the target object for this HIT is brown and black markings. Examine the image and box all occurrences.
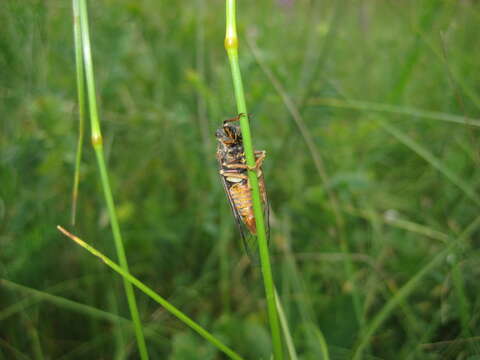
[215,114,269,259]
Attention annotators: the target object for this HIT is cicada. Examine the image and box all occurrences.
[215,114,269,260]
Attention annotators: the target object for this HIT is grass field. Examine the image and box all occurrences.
[1,0,480,359]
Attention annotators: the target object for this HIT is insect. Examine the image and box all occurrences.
[215,113,269,260]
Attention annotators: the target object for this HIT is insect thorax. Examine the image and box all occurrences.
[218,142,245,164]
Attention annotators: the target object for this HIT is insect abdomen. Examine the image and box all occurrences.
[229,182,257,234]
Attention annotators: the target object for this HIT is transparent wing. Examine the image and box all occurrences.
[219,174,260,263]
[219,173,270,264]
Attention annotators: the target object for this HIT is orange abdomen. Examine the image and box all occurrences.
[229,177,267,235]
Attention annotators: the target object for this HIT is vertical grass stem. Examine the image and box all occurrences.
[75,0,149,358]
[224,1,283,359]
[71,0,85,226]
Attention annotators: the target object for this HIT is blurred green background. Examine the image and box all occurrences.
[1,0,480,358]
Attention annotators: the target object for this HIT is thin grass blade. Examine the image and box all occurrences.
[57,226,245,360]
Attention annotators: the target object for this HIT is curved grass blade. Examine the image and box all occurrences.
[57,226,245,360]
[308,98,480,128]
[1,279,132,326]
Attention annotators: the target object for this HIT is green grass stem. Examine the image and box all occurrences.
[1,278,133,326]
[306,323,330,360]
[224,1,283,359]
[57,226,245,360]
[308,98,480,128]
[343,205,450,244]
[388,0,442,103]
[70,0,86,226]
[274,288,298,360]
[1,278,191,347]
[74,0,148,358]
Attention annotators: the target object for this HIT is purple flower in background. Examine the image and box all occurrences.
[278,0,294,8]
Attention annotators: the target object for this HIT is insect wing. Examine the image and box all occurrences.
[220,173,270,264]
[219,175,260,262]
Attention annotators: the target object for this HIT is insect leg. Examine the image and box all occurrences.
[252,150,266,170]
[223,113,252,124]
[244,151,266,173]
[223,151,265,172]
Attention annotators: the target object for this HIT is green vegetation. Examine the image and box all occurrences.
[73,0,148,357]
[57,226,244,360]
[1,0,480,359]
[224,1,283,359]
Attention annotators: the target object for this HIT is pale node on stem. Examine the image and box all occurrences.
[225,36,238,50]
[91,133,103,146]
